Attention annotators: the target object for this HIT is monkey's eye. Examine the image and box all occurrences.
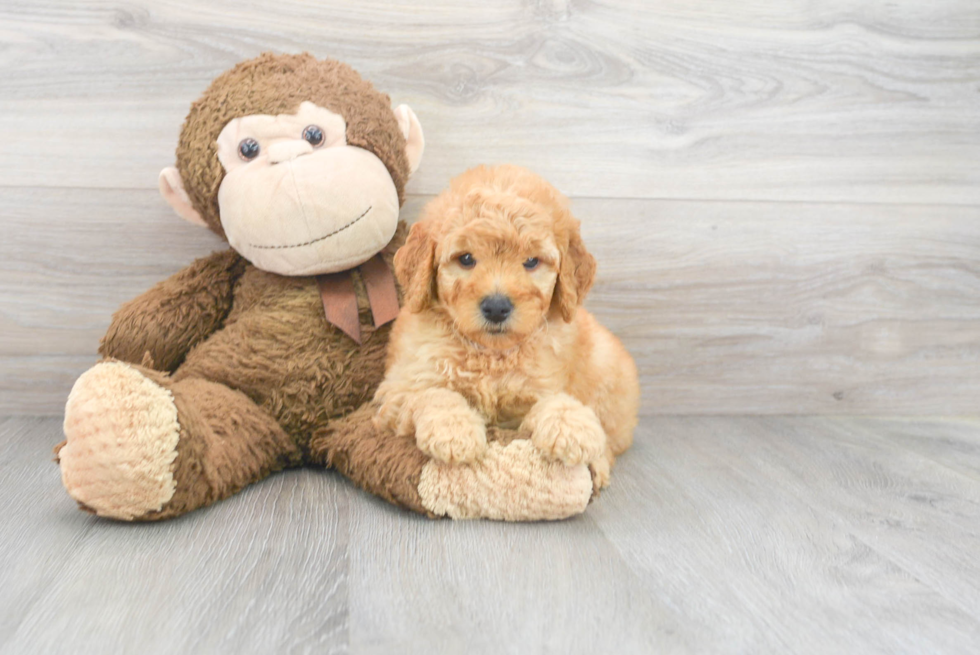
[457,253,476,269]
[238,138,260,161]
[302,125,324,147]
[523,257,540,270]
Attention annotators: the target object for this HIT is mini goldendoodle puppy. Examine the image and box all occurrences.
[374,165,639,490]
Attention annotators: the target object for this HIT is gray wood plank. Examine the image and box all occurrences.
[841,417,980,483]
[0,0,977,203]
[580,198,980,415]
[589,417,980,654]
[0,417,350,655]
[345,499,685,655]
[5,416,980,654]
[3,189,977,416]
[0,417,980,654]
[746,417,980,617]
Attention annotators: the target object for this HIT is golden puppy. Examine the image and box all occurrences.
[374,165,639,490]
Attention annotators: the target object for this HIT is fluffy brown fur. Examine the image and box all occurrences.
[56,54,429,520]
[375,165,640,490]
[66,226,430,519]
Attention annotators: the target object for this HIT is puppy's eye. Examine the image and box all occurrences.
[523,257,540,270]
[238,138,260,161]
[458,253,476,269]
[302,125,324,147]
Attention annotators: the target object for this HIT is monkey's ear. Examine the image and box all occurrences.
[159,167,208,228]
[394,105,424,176]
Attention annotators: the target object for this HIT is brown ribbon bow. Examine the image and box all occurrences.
[315,254,400,344]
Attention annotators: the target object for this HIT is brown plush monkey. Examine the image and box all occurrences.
[55,53,593,521]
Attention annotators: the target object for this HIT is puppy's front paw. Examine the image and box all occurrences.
[524,394,606,466]
[415,406,487,464]
[589,455,612,494]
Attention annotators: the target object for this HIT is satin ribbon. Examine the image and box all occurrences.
[316,254,399,344]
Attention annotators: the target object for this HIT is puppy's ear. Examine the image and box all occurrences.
[394,221,437,313]
[553,217,597,322]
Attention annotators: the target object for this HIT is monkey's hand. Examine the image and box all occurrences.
[99,249,246,372]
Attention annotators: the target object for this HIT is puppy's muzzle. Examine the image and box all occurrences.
[480,294,513,324]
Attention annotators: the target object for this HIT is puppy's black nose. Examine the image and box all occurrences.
[480,295,513,324]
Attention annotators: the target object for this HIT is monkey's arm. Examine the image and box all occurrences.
[99,249,247,372]
[309,405,594,520]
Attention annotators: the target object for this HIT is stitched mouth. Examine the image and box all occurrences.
[249,206,372,250]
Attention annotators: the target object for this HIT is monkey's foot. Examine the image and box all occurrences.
[60,361,180,520]
[417,439,593,521]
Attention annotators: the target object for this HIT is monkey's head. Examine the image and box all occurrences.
[159,53,424,276]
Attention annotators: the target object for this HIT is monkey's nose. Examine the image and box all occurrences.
[480,295,514,324]
[267,140,314,164]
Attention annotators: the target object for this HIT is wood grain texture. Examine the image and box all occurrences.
[2,189,977,415]
[346,501,683,654]
[4,416,980,654]
[3,3,979,653]
[2,0,978,414]
[0,418,350,655]
[589,416,980,654]
[581,198,980,415]
[0,0,977,203]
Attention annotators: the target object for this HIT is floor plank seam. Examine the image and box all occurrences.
[2,184,979,209]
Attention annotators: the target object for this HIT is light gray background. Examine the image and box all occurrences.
[1,1,979,653]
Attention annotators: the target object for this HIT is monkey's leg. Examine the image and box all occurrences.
[57,361,301,521]
[309,405,594,521]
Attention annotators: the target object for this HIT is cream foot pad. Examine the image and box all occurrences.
[418,439,593,521]
[60,362,181,520]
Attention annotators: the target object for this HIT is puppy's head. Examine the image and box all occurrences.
[394,165,596,350]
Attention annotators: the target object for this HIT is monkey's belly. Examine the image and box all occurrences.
[173,284,391,442]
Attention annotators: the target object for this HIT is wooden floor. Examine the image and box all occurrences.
[2,1,979,653]
[2,416,980,654]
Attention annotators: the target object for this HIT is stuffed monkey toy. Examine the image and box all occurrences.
[55,53,594,521]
